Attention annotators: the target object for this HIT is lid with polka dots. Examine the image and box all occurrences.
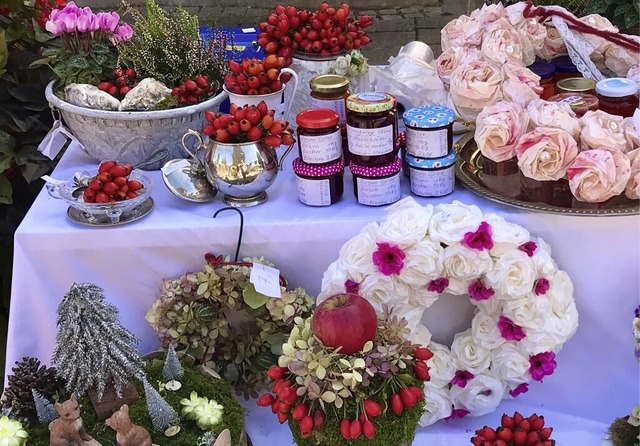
[403,105,456,129]
[406,148,457,169]
[349,157,402,177]
[292,157,344,177]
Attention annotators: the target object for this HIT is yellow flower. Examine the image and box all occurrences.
[0,416,28,446]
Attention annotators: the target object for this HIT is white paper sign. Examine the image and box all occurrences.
[410,166,455,197]
[299,130,342,164]
[296,177,331,206]
[406,127,448,158]
[38,120,82,160]
[250,263,282,298]
[242,27,256,33]
[161,159,191,176]
[356,172,401,206]
[346,124,394,156]
[310,97,347,126]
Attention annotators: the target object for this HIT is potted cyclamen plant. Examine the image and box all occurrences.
[42,0,229,170]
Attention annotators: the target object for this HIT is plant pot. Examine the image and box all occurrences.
[45,82,228,170]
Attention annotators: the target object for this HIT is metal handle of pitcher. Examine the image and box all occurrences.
[181,129,206,167]
[277,142,296,171]
[279,68,299,123]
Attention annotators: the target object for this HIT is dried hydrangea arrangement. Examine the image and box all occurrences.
[146,254,314,397]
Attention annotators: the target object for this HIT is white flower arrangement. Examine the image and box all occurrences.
[318,197,579,425]
[329,50,369,78]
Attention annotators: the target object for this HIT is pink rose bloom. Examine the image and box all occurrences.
[436,46,481,86]
[450,60,504,122]
[567,148,631,202]
[625,148,640,199]
[627,64,640,87]
[622,117,640,152]
[481,18,525,66]
[535,25,567,61]
[440,15,483,51]
[470,2,506,27]
[501,63,543,106]
[505,2,547,65]
[526,99,582,141]
[475,101,529,162]
[605,36,640,77]
[580,110,627,152]
[516,127,579,181]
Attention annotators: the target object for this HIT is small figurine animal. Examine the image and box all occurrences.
[105,404,153,446]
[50,394,96,446]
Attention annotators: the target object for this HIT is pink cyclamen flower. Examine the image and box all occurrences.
[344,280,360,294]
[45,18,64,35]
[61,1,80,15]
[462,221,494,251]
[445,408,470,422]
[427,277,449,293]
[468,280,495,301]
[372,242,406,276]
[534,278,550,295]
[451,370,475,388]
[114,23,132,41]
[97,11,119,33]
[60,11,77,33]
[518,241,537,257]
[529,351,557,381]
[509,383,529,397]
[498,316,526,341]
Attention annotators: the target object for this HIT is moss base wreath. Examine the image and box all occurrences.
[146,254,315,398]
[318,197,579,425]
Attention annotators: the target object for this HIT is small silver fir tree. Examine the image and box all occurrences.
[162,344,184,382]
[197,431,217,446]
[31,389,58,424]
[143,379,178,430]
[52,283,145,400]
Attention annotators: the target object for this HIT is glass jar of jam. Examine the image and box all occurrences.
[292,157,344,206]
[403,105,455,159]
[527,60,556,100]
[551,56,581,82]
[346,92,399,167]
[296,108,342,165]
[549,93,599,117]
[595,77,639,118]
[407,149,457,197]
[350,157,402,206]
[555,77,595,95]
[310,74,350,158]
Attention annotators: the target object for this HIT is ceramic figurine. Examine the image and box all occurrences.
[105,404,153,446]
[50,394,102,446]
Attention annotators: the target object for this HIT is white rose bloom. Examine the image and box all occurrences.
[411,323,433,348]
[358,272,411,313]
[408,284,440,309]
[428,201,483,246]
[471,312,505,350]
[485,213,531,256]
[444,244,494,294]
[390,301,425,333]
[491,343,530,388]
[451,330,492,375]
[419,381,453,427]
[543,304,578,348]
[317,261,347,304]
[531,237,557,276]
[502,295,549,331]
[450,373,505,416]
[485,250,537,296]
[547,269,574,313]
[426,341,456,385]
[335,222,378,282]
[377,199,433,249]
[401,239,445,288]
[332,54,351,75]
[472,293,503,315]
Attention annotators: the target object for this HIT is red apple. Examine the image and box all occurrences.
[312,293,377,354]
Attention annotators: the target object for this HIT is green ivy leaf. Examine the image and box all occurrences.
[615,3,633,16]
[0,173,12,204]
[624,8,639,28]
[242,283,269,310]
[0,30,7,72]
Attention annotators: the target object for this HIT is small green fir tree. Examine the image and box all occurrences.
[162,344,184,382]
[143,379,178,430]
[52,283,146,400]
[31,389,58,424]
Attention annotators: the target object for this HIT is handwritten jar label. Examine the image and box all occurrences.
[310,97,347,126]
[296,177,332,206]
[346,124,394,156]
[410,166,455,197]
[299,130,342,164]
[405,127,448,158]
[356,172,401,206]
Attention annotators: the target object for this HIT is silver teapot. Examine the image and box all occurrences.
[181,129,294,207]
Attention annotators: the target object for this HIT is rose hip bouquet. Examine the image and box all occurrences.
[224,56,293,95]
[470,411,556,446]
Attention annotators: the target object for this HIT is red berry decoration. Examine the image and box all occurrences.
[339,418,351,440]
[390,393,403,415]
[470,412,555,446]
[83,160,144,203]
[413,347,434,361]
[363,399,381,418]
[223,57,293,95]
[362,419,375,439]
[257,394,275,407]
[414,360,430,381]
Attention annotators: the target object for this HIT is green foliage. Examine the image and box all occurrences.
[586,0,640,31]
[608,415,640,446]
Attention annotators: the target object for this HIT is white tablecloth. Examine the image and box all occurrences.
[7,142,639,444]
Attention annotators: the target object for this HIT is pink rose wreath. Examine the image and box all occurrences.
[317,197,578,425]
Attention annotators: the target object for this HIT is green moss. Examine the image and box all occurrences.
[26,359,245,446]
[608,416,640,446]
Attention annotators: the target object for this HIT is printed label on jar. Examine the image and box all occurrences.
[310,97,347,126]
[299,130,342,164]
[405,127,449,158]
[356,173,401,206]
[410,166,455,197]
[296,176,332,206]
[347,124,394,156]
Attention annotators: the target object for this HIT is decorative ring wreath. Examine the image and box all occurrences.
[146,254,315,397]
[318,198,579,426]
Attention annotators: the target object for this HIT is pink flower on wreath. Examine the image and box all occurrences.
[498,316,526,341]
[345,280,360,294]
[462,221,494,251]
[529,351,557,381]
[518,241,538,257]
[509,383,529,397]
[468,280,494,301]
[445,408,470,422]
[372,242,405,276]
[427,277,449,293]
[534,278,550,295]
[451,370,475,388]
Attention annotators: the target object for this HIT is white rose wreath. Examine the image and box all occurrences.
[317,197,579,426]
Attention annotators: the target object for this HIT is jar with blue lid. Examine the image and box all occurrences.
[403,105,456,159]
[407,149,457,197]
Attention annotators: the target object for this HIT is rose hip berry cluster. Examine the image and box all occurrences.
[171,75,216,105]
[471,412,555,446]
[202,101,295,147]
[97,68,138,98]
[82,161,143,203]
[258,2,372,66]
[224,56,293,95]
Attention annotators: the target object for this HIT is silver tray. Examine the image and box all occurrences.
[67,197,154,226]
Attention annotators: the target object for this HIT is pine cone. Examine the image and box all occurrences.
[2,357,65,419]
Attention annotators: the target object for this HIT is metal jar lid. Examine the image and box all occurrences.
[556,77,596,93]
[310,74,350,94]
[346,92,396,113]
[296,108,339,129]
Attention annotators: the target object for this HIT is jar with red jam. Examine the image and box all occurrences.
[527,60,556,100]
[296,108,342,165]
[551,56,581,82]
[346,92,399,167]
[549,93,599,117]
[350,157,402,206]
[595,77,639,118]
[310,74,350,158]
[292,157,344,206]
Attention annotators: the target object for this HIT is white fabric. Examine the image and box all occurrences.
[6,141,640,439]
